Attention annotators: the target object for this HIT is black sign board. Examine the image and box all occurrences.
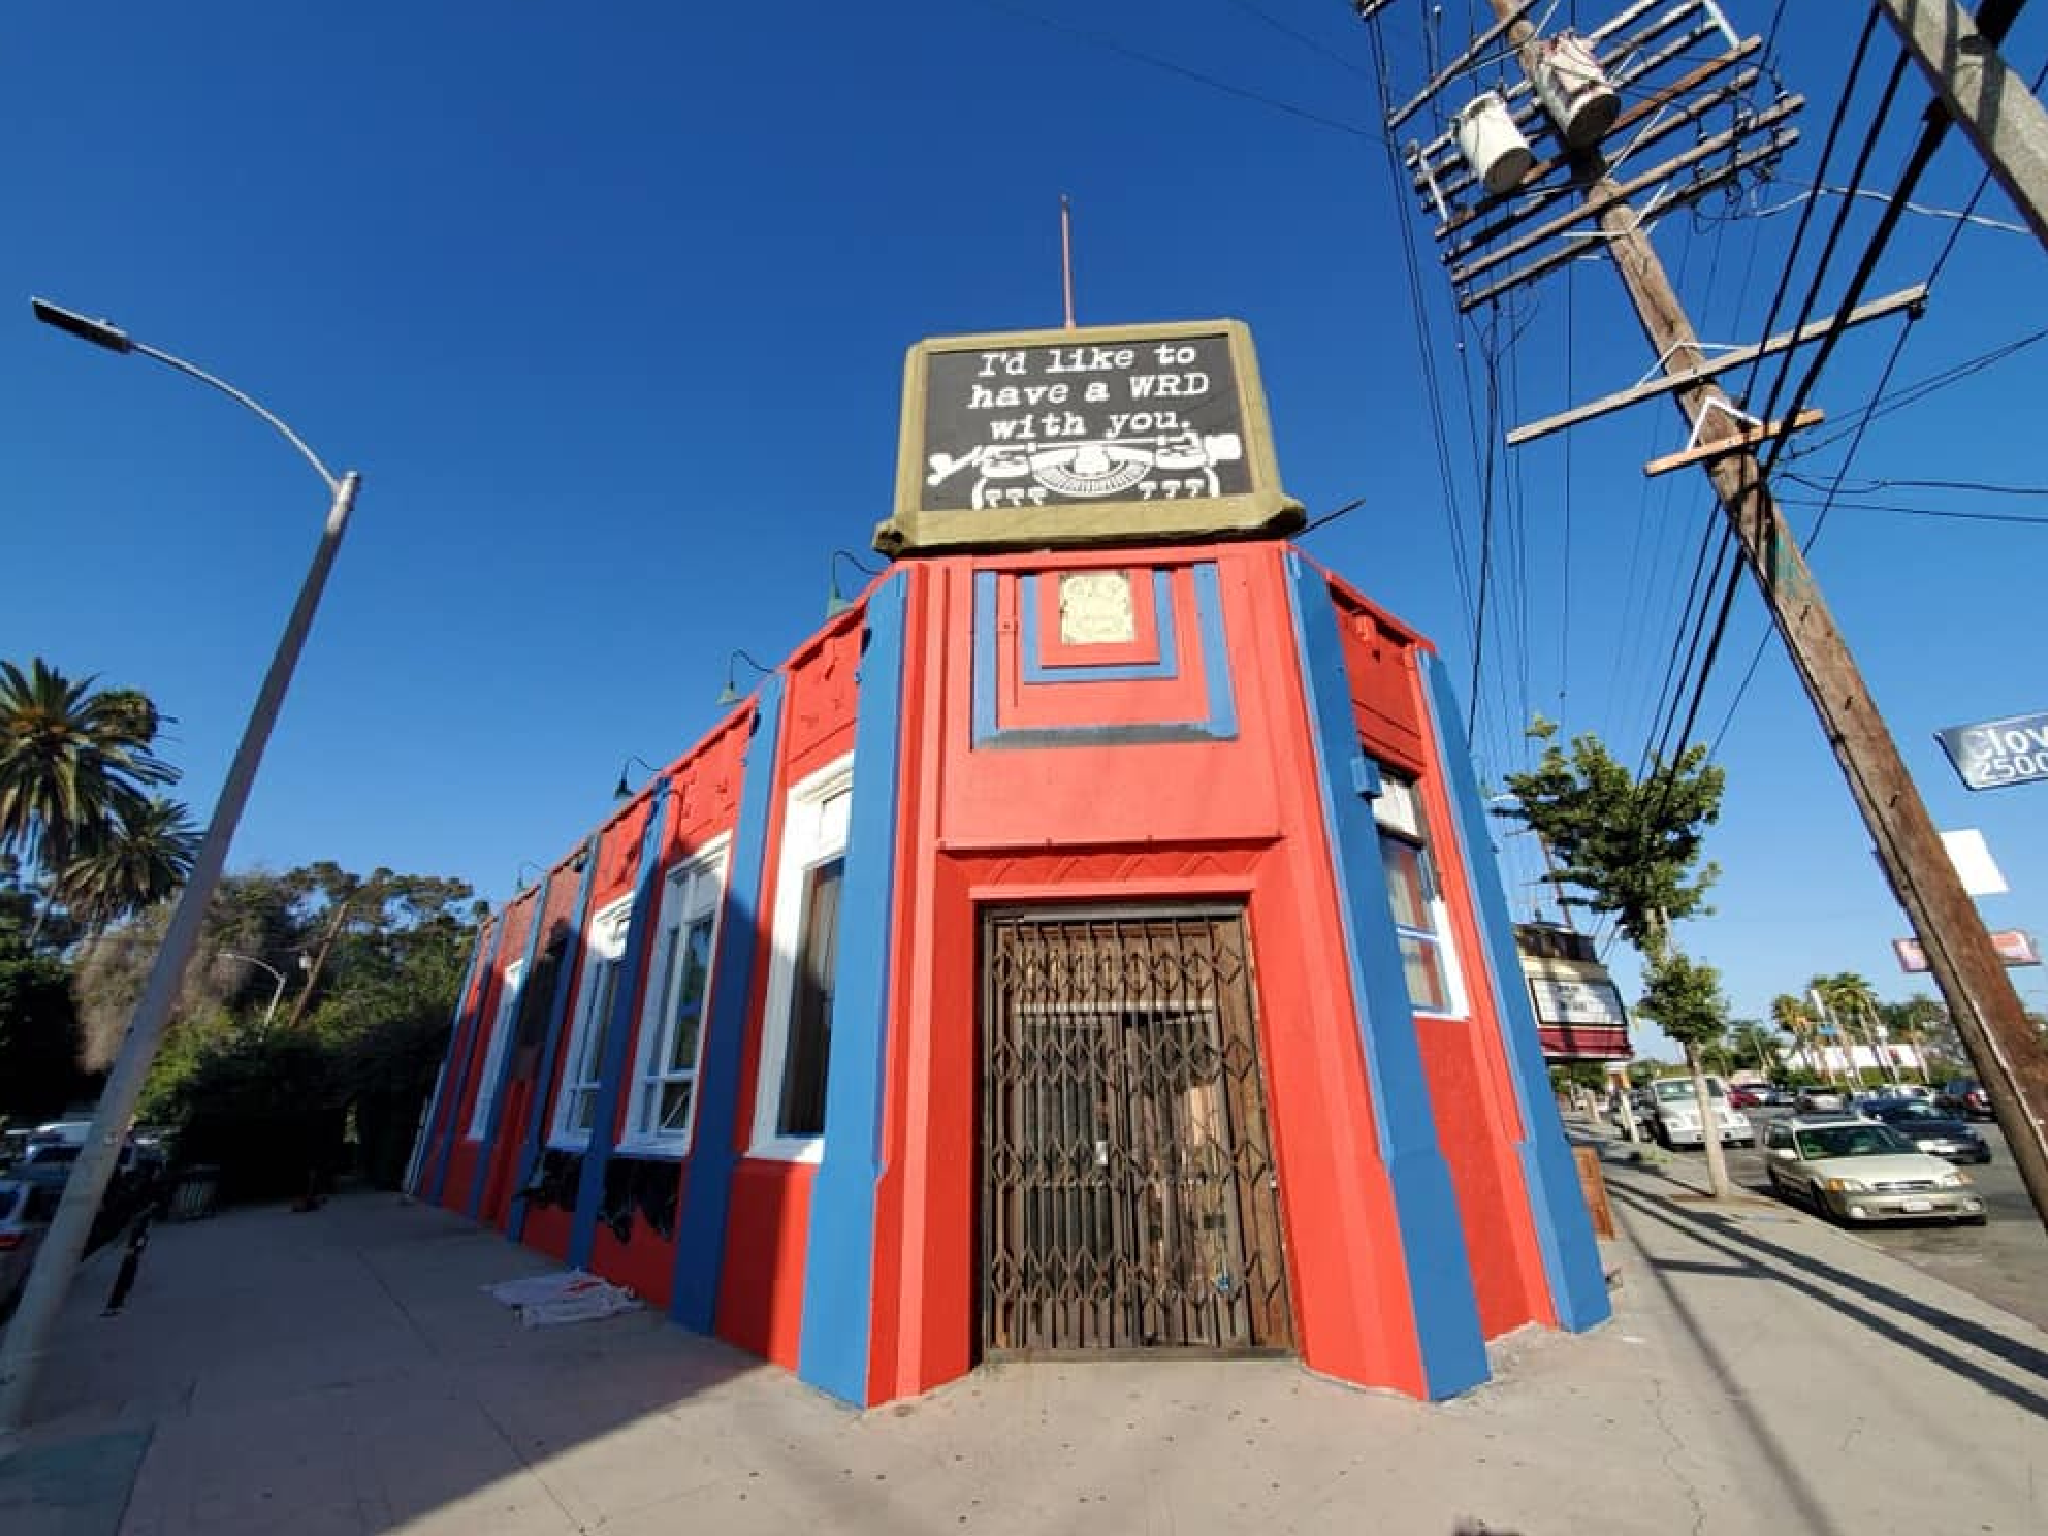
[877,319,1300,554]
[920,334,1251,513]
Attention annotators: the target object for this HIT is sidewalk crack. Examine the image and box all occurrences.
[1647,1373,1706,1536]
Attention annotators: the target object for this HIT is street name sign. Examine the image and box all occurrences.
[1935,710,2048,790]
[1892,930,2040,972]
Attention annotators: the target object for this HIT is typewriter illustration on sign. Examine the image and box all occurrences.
[928,431,1246,510]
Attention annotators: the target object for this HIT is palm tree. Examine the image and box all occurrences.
[1729,1020,1783,1077]
[0,658,177,875]
[1769,993,1821,1080]
[1814,972,1892,1087]
[56,795,200,931]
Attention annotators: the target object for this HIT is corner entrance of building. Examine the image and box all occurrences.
[981,908,1293,1355]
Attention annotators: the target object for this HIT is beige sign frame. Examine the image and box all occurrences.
[874,318,1303,554]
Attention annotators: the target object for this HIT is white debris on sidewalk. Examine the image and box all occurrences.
[484,1270,640,1328]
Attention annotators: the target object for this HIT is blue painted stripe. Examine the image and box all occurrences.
[1419,651,1612,1333]
[1283,551,1489,1399]
[1191,562,1239,739]
[509,835,601,1243]
[468,875,555,1220]
[671,679,787,1331]
[1020,570,1178,681]
[570,781,676,1269]
[974,563,1237,748]
[972,569,1001,747]
[797,570,909,1406]
[427,914,508,1206]
[408,932,483,1196]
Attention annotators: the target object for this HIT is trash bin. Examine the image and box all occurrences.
[166,1164,221,1222]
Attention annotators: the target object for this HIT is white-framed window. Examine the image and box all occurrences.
[465,958,526,1140]
[621,838,731,1154]
[550,896,634,1147]
[750,756,853,1160]
[1373,769,1465,1017]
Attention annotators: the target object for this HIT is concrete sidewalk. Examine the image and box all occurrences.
[3,1151,2043,1536]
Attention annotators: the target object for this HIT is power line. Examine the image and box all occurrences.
[978,2,1375,138]
[1776,496,2048,527]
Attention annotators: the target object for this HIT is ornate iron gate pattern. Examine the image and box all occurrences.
[982,910,1293,1355]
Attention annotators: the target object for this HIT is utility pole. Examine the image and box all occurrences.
[1353,0,2048,1235]
[1875,0,2048,250]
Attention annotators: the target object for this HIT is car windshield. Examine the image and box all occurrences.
[1655,1080,1722,1101]
[1874,1102,1943,1121]
[1794,1124,1913,1159]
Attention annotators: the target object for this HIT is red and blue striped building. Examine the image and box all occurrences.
[411,322,1608,1406]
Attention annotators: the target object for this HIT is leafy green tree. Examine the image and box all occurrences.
[1502,730,1735,1193]
[1500,732,1724,952]
[0,933,83,1121]
[1770,993,1823,1082]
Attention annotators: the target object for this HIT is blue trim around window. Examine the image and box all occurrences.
[1418,650,1611,1333]
[1283,550,1489,1399]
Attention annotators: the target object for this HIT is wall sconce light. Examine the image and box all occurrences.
[613,754,662,801]
[825,548,883,618]
[514,859,546,891]
[716,649,775,707]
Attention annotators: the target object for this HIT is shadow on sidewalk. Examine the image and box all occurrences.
[1605,1186,1848,1536]
[1611,1184,2048,1421]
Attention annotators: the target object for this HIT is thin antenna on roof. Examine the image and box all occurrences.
[1060,194,1077,330]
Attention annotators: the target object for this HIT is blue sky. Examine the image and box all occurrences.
[5,2,2047,1051]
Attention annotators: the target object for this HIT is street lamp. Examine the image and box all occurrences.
[217,951,299,1030]
[0,299,362,1434]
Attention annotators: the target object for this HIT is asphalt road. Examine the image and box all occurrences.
[1710,1107,2048,1333]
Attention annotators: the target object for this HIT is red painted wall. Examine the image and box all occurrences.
[439,892,537,1214]
[716,1160,814,1368]
[864,549,1436,1401]
[1328,573,1553,1338]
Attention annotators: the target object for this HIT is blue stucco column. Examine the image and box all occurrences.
[407,928,485,1197]
[569,779,677,1270]
[797,572,909,1405]
[1419,650,1612,1332]
[671,685,787,1332]
[1284,551,1490,1399]
[427,914,508,1205]
[468,870,556,1220]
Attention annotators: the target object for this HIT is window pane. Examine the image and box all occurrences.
[668,1007,701,1078]
[1398,935,1451,1012]
[677,915,713,1015]
[569,1087,596,1133]
[778,857,844,1137]
[659,1080,693,1135]
[1381,837,1430,930]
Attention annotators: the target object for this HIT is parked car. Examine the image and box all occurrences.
[1796,1085,1850,1113]
[1763,1115,1985,1224]
[1728,1085,1766,1110]
[1645,1076,1753,1148]
[1935,1079,1992,1121]
[0,1176,62,1313]
[1862,1098,1992,1163]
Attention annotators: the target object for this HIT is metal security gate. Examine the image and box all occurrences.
[981,909,1293,1355]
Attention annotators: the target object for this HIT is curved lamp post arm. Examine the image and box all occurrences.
[0,298,359,1435]
[131,341,340,491]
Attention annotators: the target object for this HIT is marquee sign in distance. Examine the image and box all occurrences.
[874,319,1304,554]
